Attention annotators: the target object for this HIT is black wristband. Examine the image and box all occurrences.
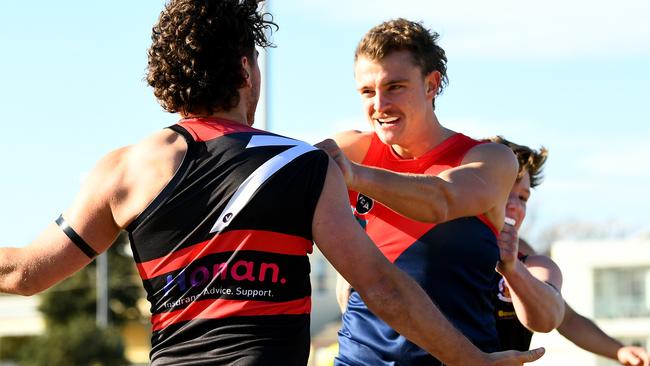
[55,214,98,259]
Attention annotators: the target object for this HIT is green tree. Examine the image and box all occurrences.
[17,316,127,366]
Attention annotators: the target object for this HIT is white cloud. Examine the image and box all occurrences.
[289,0,650,59]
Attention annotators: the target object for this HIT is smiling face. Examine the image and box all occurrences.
[506,170,532,232]
[354,51,441,158]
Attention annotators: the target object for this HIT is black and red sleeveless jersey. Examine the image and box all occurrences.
[126,117,328,365]
[337,133,500,365]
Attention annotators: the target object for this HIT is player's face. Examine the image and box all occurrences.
[354,51,438,155]
[506,171,531,232]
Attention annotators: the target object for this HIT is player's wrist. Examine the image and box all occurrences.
[497,258,523,278]
[347,162,364,190]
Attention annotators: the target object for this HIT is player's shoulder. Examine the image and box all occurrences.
[332,129,371,144]
[470,139,516,158]
[464,139,517,169]
[113,128,187,178]
[524,254,564,291]
[525,254,561,271]
[131,128,188,160]
[101,128,187,192]
[332,130,373,163]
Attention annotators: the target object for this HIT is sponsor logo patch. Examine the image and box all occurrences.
[497,277,513,303]
[355,193,374,215]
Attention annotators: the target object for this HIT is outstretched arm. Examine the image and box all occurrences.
[317,135,517,229]
[558,303,650,366]
[313,158,544,366]
[497,224,565,332]
[0,149,126,295]
[0,129,186,296]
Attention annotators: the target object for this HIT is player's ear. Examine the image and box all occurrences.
[424,70,441,97]
[241,56,252,87]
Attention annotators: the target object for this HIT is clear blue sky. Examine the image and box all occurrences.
[1,1,648,248]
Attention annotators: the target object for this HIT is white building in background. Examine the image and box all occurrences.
[0,295,44,337]
[309,246,341,336]
[531,238,650,366]
[0,294,44,365]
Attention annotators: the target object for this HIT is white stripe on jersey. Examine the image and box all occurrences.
[209,135,317,233]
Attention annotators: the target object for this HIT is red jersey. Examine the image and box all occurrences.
[338,133,500,365]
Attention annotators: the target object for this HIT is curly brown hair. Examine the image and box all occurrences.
[487,136,548,188]
[355,18,448,110]
[147,0,277,115]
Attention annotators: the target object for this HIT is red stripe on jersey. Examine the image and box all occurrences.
[136,230,313,280]
[151,296,311,332]
[477,214,499,236]
[349,133,501,262]
[179,117,261,142]
[365,208,433,263]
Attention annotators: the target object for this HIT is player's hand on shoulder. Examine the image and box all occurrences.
[315,138,355,186]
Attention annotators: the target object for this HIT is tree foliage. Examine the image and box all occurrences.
[17,316,127,366]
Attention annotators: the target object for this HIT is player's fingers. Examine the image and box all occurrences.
[314,138,338,149]
[619,356,637,366]
[637,349,650,365]
[520,347,545,363]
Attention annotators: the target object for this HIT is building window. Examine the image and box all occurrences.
[594,266,650,318]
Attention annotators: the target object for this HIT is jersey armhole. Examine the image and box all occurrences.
[477,214,499,236]
[126,125,196,232]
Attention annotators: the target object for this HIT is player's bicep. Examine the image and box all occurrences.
[26,150,125,292]
[62,149,127,251]
[16,223,100,294]
[438,143,517,218]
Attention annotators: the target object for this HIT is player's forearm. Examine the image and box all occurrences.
[349,163,451,223]
[360,267,490,366]
[557,305,622,360]
[502,261,564,332]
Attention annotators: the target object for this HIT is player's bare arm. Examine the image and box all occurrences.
[318,137,517,229]
[0,129,186,295]
[312,158,543,366]
[559,304,650,366]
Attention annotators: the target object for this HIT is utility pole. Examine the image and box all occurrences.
[96,252,109,328]
[256,0,270,130]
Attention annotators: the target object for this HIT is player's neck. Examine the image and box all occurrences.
[392,115,455,159]
[182,107,250,126]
